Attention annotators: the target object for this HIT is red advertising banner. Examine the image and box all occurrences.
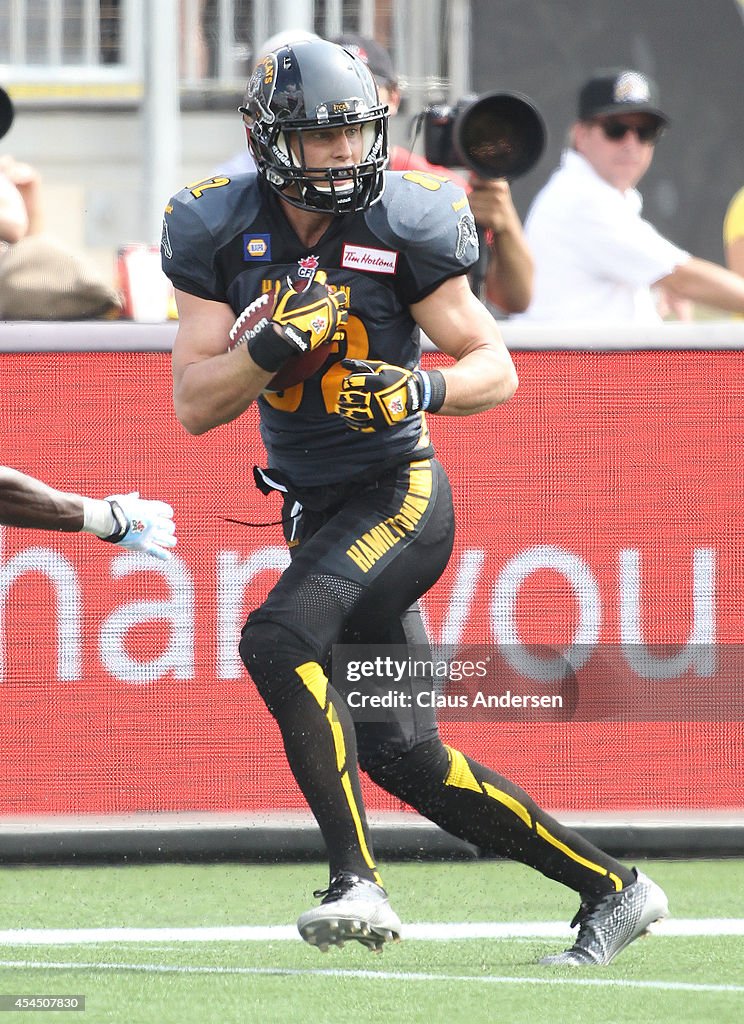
[1,349,743,815]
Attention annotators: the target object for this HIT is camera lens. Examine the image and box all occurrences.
[456,93,546,179]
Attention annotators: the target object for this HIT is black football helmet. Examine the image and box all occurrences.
[239,39,388,214]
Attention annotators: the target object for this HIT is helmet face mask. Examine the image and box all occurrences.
[240,40,389,214]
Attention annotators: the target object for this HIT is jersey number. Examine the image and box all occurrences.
[263,316,370,413]
[187,176,230,199]
[402,170,448,191]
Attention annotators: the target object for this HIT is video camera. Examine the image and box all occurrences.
[422,91,546,180]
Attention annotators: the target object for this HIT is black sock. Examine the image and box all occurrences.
[368,740,635,898]
[269,661,382,888]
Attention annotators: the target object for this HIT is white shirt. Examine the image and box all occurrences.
[517,150,689,323]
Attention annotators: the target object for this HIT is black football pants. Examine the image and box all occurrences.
[240,457,634,897]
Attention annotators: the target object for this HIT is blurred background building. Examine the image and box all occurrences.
[1,0,743,281]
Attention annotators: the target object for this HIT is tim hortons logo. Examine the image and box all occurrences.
[342,244,398,274]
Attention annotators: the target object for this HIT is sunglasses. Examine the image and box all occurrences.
[596,119,663,144]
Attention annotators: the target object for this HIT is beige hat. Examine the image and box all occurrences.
[0,235,122,320]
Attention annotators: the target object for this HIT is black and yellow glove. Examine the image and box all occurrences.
[335,359,447,432]
[272,269,348,353]
[241,269,348,373]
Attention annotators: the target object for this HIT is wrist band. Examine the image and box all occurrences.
[102,499,130,543]
[416,368,447,413]
[417,369,432,410]
[247,321,292,374]
[81,496,116,538]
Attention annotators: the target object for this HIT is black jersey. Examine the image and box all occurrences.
[162,170,479,486]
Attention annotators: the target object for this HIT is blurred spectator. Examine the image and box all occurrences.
[0,84,121,321]
[332,34,533,314]
[724,185,744,279]
[517,69,744,322]
[0,235,122,320]
[0,155,43,242]
[0,87,43,245]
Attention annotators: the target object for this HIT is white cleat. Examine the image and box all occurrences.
[297,872,402,953]
[539,868,668,966]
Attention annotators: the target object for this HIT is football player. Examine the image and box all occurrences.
[162,38,666,964]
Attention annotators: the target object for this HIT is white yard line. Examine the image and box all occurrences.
[0,959,743,995]
[0,919,743,946]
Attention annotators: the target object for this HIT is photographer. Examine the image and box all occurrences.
[0,84,121,320]
[333,34,533,315]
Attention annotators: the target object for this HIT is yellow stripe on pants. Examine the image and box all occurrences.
[444,746,621,890]
[296,661,381,886]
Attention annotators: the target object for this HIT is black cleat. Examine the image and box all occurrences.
[539,869,668,966]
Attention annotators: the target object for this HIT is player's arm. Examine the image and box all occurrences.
[172,274,347,434]
[411,273,518,413]
[335,178,516,431]
[0,467,176,560]
[0,466,85,530]
[172,289,275,435]
[335,276,517,432]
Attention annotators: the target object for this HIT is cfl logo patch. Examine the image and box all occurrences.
[297,254,320,279]
[311,316,328,335]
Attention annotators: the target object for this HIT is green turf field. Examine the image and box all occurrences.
[1,859,743,1023]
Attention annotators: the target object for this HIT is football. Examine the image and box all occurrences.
[265,339,333,393]
[229,287,333,394]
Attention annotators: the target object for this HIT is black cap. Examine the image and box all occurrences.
[578,69,668,126]
[0,86,14,140]
[331,34,397,88]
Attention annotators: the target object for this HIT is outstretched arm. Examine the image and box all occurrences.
[0,467,83,530]
[657,256,744,315]
[0,467,176,560]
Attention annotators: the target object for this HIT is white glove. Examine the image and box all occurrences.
[102,492,177,561]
